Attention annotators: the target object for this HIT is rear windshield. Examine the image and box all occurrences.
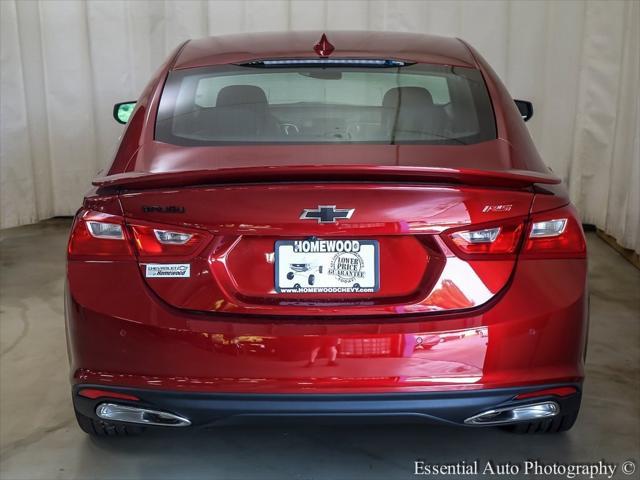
[156,63,496,146]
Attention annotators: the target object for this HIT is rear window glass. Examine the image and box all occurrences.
[156,63,495,145]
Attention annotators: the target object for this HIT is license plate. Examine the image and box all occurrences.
[275,239,379,294]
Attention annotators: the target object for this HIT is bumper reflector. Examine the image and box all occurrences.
[78,388,140,401]
[515,386,577,400]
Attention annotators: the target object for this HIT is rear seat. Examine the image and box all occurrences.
[197,85,281,139]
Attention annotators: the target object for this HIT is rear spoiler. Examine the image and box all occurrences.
[93,165,561,190]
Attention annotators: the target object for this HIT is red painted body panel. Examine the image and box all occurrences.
[66,257,587,393]
[115,183,529,315]
[172,31,478,70]
[66,32,588,412]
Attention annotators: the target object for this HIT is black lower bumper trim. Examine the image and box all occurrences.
[73,383,582,428]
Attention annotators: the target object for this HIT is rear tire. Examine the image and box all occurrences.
[74,408,145,437]
[504,410,579,434]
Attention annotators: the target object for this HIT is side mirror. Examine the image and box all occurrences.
[514,99,533,122]
[113,101,136,124]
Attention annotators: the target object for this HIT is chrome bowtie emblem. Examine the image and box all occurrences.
[299,205,355,223]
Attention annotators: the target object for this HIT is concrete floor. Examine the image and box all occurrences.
[1,219,638,480]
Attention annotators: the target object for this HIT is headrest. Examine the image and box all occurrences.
[216,85,268,107]
[382,87,434,108]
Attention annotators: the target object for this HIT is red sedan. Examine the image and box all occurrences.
[66,31,587,436]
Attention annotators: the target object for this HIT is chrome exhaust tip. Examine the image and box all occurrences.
[96,403,191,427]
[464,401,559,426]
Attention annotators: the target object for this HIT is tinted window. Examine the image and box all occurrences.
[156,64,495,145]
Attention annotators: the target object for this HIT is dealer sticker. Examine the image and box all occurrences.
[145,264,190,278]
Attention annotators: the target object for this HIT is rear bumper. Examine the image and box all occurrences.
[66,257,588,394]
[73,383,582,428]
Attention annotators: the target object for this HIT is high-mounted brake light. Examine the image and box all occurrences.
[245,59,407,67]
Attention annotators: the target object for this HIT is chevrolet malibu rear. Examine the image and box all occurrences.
[65,31,587,436]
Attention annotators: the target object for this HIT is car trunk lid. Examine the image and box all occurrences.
[117,180,536,316]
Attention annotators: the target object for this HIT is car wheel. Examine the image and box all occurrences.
[308,274,315,285]
[74,408,145,437]
[286,272,294,280]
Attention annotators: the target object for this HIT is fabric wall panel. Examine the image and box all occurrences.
[602,1,639,252]
[0,0,38,227]
[36,1,100,214]
[0,0,637,253]
[536,0,585,185]
[569,2,627,230]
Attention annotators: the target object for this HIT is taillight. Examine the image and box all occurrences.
[523,205,586,258]
[68,209,211,259]
[443,205,586,260]
[444,221,525,259]
[529,219,567,238]
[68,210,133,259]
[86,221,125,239]
[129,224,208,258]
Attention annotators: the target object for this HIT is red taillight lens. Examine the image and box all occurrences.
[68,210,211,260]
[442,205,586,260]
[68,210,133,259]
[523,205,586,258]
[445,221,524,259]
[129,224,208,258]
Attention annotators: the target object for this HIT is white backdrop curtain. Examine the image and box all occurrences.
[1,0,638,252]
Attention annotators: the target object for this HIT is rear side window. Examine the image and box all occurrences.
[156,63,495,145]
